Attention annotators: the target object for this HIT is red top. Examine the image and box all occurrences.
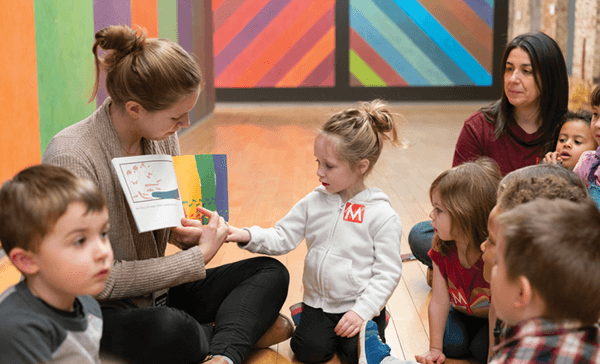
[429,246,490,317]
[452,111,544,175]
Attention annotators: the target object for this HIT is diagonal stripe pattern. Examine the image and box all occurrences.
[350,0,494,87]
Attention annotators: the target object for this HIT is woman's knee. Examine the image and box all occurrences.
[254,256,290,288]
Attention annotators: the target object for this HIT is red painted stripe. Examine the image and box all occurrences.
[419,0,492,72]
[320,72,334,87]
[350,73,363,87]
[216,0,314,87]
[131,0,158,37]
[231,0,333,88]
[213,0,226,12]
[213,0,271,56]
[350,29,407,86]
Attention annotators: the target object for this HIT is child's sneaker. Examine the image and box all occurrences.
[358,320,391,364]
[289,302,303,326]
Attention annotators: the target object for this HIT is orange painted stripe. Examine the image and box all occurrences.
[213,0,271,57]
[216,0,313,87]
[0,1,40,183]
[277,27,335,87]
[232,0,334,87]
[132,0,159,38]
[213,0,226,11]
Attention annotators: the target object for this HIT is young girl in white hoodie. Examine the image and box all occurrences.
[225,100,403,364]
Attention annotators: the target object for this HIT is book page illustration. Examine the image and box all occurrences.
[120,161,180,203]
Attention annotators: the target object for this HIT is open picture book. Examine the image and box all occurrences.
[112,154,229,233]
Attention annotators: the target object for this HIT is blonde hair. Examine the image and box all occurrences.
[90,25,202,111]
[430,158,502,257]
[319,99,398,176]
[0,165,106,253]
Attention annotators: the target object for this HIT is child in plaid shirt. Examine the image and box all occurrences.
[488,198,600,363]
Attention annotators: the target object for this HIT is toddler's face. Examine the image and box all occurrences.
[429,188,453,242]
[30,203,113,310]
[481,205,502,269]
[592,105,600,146]
[555,119,596,169]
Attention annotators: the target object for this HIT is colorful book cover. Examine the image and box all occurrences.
[173,154,229,223]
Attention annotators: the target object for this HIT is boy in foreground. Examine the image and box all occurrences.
[0,164,113,363]
[489,198,600,363]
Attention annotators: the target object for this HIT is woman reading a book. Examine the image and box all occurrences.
[42,25,292,364]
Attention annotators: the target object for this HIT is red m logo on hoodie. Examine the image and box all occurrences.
[343,202,365,223]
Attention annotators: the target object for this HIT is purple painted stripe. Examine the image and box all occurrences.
[177,0,193,54]
[463,0,493,27]
[214,0,292,79]
[212,154,229,222]
[299,51,334,87]
[255,6,334,87]
[213,0,245,33]
[94,0,131,107]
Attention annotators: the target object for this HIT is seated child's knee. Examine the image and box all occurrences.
[290,332,335,363]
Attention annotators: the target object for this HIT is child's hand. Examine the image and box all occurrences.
[543,151,562,165]
[334,310,363,338]
[196,207,250,243]
[415,348,445,364]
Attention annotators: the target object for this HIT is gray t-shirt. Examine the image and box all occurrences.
[0,281,103,363]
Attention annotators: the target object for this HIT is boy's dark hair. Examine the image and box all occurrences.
[564,108,593,126]
[430,158,502,257]
[0,164,106,253]
[590,84,600,108]
[499,198,600,325]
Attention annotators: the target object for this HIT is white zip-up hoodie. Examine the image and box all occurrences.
[239,186,402,321]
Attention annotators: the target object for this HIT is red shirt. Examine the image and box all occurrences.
[453,111,544,175]
[429,245,490,317]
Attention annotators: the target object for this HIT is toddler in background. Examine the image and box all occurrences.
[415,158,502,364]
[574,85,600,206]
[489,198,600,363]
[543,109,597,169]
[0,164,113,363]
[225,100,403,364]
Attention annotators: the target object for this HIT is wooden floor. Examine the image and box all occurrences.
[176,100,490,363]
[0,100,489,363]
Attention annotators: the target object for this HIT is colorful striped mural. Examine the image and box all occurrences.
[213,0,336,88]
[1,0,213,185]
[350,0,494,87]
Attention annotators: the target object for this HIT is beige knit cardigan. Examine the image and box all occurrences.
[42,98,206,308]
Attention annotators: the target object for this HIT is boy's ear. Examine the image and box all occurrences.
[515,275,533,308]
[9,248,39,275]
[357,159,369,175]
[125,101,144,119]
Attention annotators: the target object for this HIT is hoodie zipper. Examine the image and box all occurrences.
[316,201,345,300]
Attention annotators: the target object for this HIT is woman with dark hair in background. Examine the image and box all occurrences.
[408,31,569,281]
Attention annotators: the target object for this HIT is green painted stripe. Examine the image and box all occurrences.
[194,154,217,224]
[157,0,177,42]
[34,0,96,154]
[350,50,386,87]
[353,0,452,85]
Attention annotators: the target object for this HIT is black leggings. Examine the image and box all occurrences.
[100,257,289,364]
[290,304,387,364]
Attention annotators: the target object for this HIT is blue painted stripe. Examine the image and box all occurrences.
[394,0,492,85]
[464,0,494,27]
[214,0,292,78]
[374,0,474,85]
[350,5,430,85]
